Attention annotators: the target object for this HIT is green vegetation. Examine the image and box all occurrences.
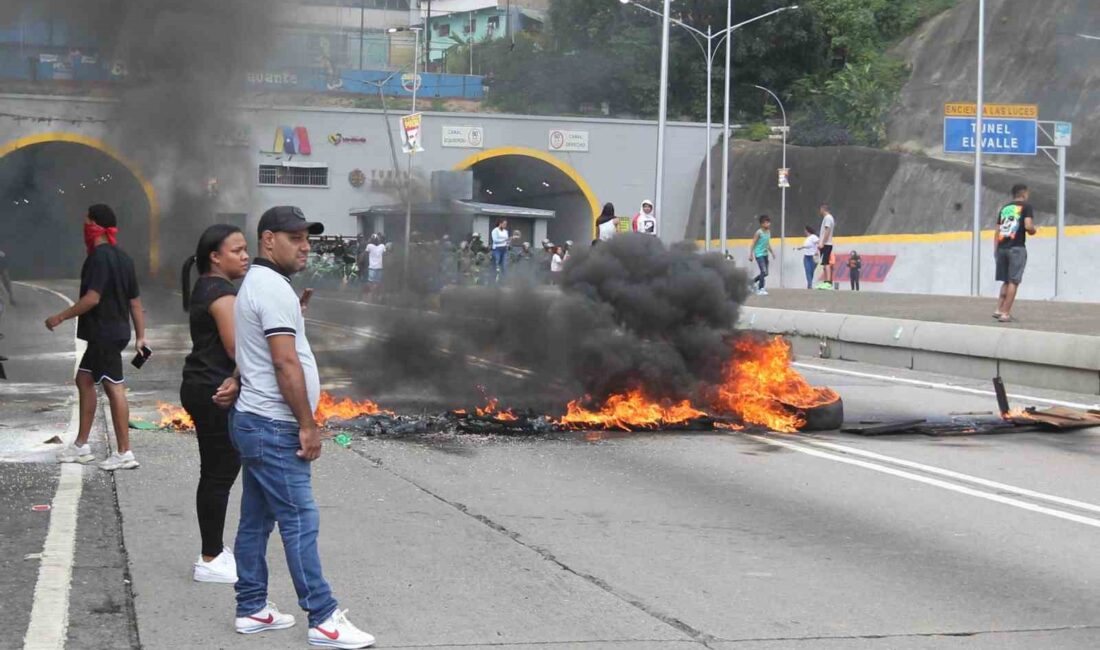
[451,0,955,147]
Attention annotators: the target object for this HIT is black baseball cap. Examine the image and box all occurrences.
[257,206,324,238]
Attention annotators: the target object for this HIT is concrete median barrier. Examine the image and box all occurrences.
[741,306,1100,394]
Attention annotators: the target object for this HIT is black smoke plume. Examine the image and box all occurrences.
[350,234,749,411]
[0,0,274,278]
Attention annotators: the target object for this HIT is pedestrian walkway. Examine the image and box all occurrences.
[746,289,1099,337]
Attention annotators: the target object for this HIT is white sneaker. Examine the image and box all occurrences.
[57,444,95,464]
[757,289,769,296]
[193,548,238,584]
[309,609,375,648]
[98,450,139,471]
[235,601,296,635]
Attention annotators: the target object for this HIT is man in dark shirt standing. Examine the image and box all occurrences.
[994,184,1037,323]
[46,204,146,470]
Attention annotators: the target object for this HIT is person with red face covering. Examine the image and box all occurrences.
[46,204,145,470]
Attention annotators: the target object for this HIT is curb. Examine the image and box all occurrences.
[740,307,1100,395]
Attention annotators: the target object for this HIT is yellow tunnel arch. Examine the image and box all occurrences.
[0,131,161,274]
[452,146,601,235]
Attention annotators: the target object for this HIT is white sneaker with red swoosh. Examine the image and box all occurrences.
[235,601,296,634]
[309,609,375,648]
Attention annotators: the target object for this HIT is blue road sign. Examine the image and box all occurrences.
[943,117,1037,155]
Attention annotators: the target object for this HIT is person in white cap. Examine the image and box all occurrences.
[632,200,658,235]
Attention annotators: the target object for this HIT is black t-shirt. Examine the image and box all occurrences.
[182,276,237,388]
[997,200,1033,249]
[77,244,139,342]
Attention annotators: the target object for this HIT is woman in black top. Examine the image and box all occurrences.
[180,224,249,584]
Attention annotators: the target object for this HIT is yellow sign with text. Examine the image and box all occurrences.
[944,103,1038,119]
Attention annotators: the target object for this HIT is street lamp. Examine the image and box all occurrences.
[389,26,424,286]
[753,84,787,287]
[970,0,985,296]
[621,1,798,251]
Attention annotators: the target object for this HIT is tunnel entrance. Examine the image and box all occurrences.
[455,148,599,246]
[0,136,155,279]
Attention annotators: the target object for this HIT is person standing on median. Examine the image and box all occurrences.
[796,225,820,289]
[994,184,1037,323]
[231,206,375,648]
[749,214,775,296]
[48,204,145,471]
[817,203,836,289]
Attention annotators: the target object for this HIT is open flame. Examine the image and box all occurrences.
[475,396,519,421]
[314,391,391,426]
[558,389,707,431]
[157,402,195,431]
[713,336,839,432]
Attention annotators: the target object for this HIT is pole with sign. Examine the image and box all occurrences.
[403,27,422,287]
[1038,121,1072,297]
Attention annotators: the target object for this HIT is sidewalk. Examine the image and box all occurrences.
[740,290,1100,394]
[745,289,1100,336]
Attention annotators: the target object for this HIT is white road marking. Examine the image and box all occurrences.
[18,282,85,650]
[801,438,1100,515]
[749,434,1100,530]
[793,361,1099,410]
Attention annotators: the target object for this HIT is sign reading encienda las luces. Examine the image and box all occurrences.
[943,102,1038,156]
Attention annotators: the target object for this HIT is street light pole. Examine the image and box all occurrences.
[719,0,732,257]
[971,0,985,296]
[654,0,672,238]
[620,1,792,250]
[390,26,423,287]
[753,85,787,287]
[704,24,713,251]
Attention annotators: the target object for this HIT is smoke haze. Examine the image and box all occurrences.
[0,0,275,277]
[351,234,750,410]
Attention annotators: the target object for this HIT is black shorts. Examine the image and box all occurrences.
[78,339,128,385]
[820,245,834,265]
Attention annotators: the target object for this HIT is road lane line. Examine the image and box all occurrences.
[748,434,1100,530]
[793,361,1099,410]
[18,282,84,650]
[801,438,1100,515]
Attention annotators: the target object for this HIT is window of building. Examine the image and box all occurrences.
[487,15,499,30]
[258,164,329,188]
[437,23,450,37]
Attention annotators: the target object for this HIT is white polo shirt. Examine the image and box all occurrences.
[234,258,320,422]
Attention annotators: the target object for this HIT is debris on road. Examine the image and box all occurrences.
[842,377,1100,436]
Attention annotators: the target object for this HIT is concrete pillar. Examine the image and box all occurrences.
[534,219,548,247]
[473,215,491,239]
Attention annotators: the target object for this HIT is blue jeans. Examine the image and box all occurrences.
[229,408,338,627]
[803,255,817,289]
[753,256,769,290]
[491,247,507,280]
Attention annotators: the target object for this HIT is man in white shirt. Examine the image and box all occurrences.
[231,206,375,648]
[817,203,837,289]
[358,233,386,302]
[490,219,510,282]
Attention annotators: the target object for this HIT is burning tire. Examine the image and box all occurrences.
[795,396,844,432]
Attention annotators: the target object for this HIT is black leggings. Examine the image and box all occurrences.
[181,382,241,558]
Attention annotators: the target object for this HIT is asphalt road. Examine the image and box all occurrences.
[5,283,1100,649]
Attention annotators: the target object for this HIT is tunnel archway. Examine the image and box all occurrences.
[453,147,600,246]
[0,133,159,279]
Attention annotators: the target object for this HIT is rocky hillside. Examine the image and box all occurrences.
[888,0,1100,178]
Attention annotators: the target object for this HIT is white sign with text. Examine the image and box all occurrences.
[442,125,484,149]
[548,129,589,152]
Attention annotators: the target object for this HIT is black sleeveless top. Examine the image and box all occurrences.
[182,276,237,388]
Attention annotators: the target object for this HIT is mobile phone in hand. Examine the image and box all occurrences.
[131,345,152,369]
[300,288,314,309]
